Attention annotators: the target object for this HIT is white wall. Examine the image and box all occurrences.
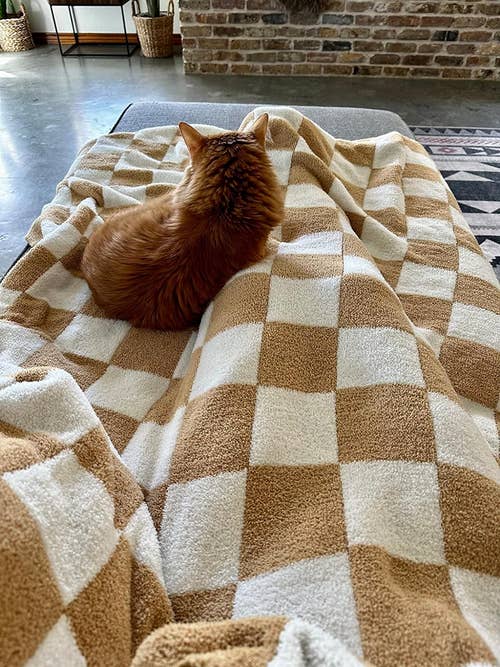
[24,0,179,34]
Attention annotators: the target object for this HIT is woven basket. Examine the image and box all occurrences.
[0,4,35,52]
[132,0,174,58]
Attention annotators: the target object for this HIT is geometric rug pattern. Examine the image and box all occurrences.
[412,126,500,280]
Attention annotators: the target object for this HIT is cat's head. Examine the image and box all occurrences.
[178,114,269,172]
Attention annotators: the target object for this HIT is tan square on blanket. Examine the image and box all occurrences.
[239,464,346,579]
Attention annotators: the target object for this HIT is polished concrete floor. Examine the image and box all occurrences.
[1,44,499,277]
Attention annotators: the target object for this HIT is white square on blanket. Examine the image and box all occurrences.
[56,314,131,363]
[447,302,500,351]
[337,326,424,389]
[364,183,405,213]
[285,184,336,209]
[361,218,408,261]
[278,232,342,256]
[340,460,446,564]
[4,450,119,606]
[25,616,86,667]
[458,246,498,288]
[267,276,341,328]
[86,365,169,421]
[403,177,449,202]
[406,216,456,244]
[396,261,456,301]
[331,149,371,189]
[121,407,185,490]
[428,392,499,485]
[233,552,362,658]
[27,262,91,312]
[250,386,337,466]
[190,323,263,401]
[160,470,247,595]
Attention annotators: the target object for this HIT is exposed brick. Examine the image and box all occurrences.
[383,66,410,76]
[386,41,417,52]
[370,53,401,63]
[245,26,275,37]
[213,25,244,36]
[180,0,210,9]
[181,38,197,48]
[307,51,338,61]
[289,11,321,25]
[472,68,495,78]
[197,37,228,48]
[230,38,261,49]
[420,16,453,27]
[180,10,195,22]
[216,49,245,60]
[466,55,493,66]
[198,62,228,73]
[294,39,322,50]
[212,0,244,7]
[435,55,464,66]
[181,25,212,36]
[322,14,354,24]
[339,27,371,38]
[442,67,471,77]
[352,64,384,74]
[184,62,199,73]
[398,29,431,39]
[323,40,352,50]
[486,17,500,29]
[228,12,259,24]
[477,42,500,55]
[441,3,474,13]
[385,15,421,26]
[314,26,340,37]
[231,63,262,73]
[453,17,486,28]
[405,1,440,11]
[263,38,292,49]
[402,54,432,65]
[354,40,384,51]
[372,28,398,39]
[459,30,492,41]
[262,13,288,24]
[277,51,306,61]
[431,30,458,41]
[338,51,367,62]
[247,51,277,61]
[262,63,293,74]
[373,1,402,12]
[246,0,281,8]
[323,64,355,74]
[195,12,228,23]
[346,1,372,10]
[477,2,500,15]
[274,26,305,36]
[293,63,323,74]
[182,48,214,61]
[409,67,440,76]
[446,42,476,54]
[418,42,443,53]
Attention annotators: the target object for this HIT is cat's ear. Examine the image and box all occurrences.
[250,113,269,148]
[179,122,205,156]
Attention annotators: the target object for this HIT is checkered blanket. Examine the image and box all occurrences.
[1,108,499,666]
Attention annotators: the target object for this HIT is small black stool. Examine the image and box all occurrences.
[47,0,138,57]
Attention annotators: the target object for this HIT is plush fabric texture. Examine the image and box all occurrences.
[1,107,499,666]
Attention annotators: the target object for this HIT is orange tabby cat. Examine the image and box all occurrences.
[81,114,283,330]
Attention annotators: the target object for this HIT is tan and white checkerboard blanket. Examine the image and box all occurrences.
[1,108,499,666]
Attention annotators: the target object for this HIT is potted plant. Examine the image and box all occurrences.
[0,1,35,52]
[132,0,174,58]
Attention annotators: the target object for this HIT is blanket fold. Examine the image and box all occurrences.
[1,107,499,666]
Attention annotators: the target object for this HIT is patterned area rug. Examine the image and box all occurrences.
[412,126,500,279]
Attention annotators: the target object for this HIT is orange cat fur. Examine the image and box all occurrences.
[81,114,283,330]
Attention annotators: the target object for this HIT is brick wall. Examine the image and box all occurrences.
[179,0,499,78]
